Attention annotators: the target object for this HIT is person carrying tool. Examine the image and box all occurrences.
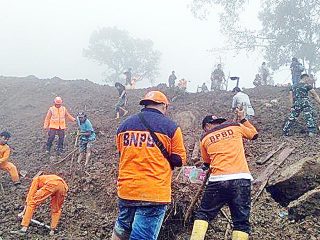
[43,96,76,155]
[190,110,258,240]
[76,112,96,166]
[168,70,177,89]
[211,64,226,91]
[0,131,20,185]
[115,82,128,119]
[13,174,68,236]
[112,91,187,240]
[232,87,255,119]
[283,74,320,137]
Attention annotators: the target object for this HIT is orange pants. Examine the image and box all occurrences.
[21,180,67,229]
[0,161,19,182]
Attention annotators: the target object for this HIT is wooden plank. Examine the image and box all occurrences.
[53,148,78,166]
[256,142,285,165]
[184,171,210,223]
[191,141,200,163]
[252,147,295,205]
[33,171,43,179]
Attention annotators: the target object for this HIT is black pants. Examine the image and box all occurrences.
[195,179,251,233]
[46,129,65,151]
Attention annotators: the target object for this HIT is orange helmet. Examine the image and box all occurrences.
[54,96,63,104]
[139,91,169,106]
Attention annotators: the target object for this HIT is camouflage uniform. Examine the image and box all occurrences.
[283,83,317,135]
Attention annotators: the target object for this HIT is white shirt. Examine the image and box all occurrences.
[232,92,255,116]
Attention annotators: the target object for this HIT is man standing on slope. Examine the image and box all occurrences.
[43,96,76,155]
[112,91,187,240]
[232,87,255,119]
[283,74,320,137]
[76,112,96,167]
[190,110,258,240]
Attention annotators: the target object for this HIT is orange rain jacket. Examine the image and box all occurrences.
[200,119,258,180]
[116,108,187,203]
[0,144,19,182]
[21,175,68,229]
[43,105,75,130]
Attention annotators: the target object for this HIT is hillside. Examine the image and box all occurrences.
[0,76,319,239]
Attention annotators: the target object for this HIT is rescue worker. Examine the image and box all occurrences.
[211,64,226,91]
[112,91,187,240]
[190,110,258,240]
[115,82,128,119]
[290,57,304,85]
[232,87,255,119]
[168,70,177,89]
[260,62,270,85]
[43,97,75,155]
[124,68,132,86]
[0,131,20,184]
[77,112,96,166]
[178,78,187,92]
[131,77,137,89]
[309,74,317,88]
[283,74,320,137]
[14,174,68,236]
[201,83,209,93]
[253,74,262,87]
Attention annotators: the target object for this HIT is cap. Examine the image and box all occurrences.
[232,87,241,93]
[202,115,226,129]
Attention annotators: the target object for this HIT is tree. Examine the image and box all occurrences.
[84,27,161,84]
[191,0,320,73]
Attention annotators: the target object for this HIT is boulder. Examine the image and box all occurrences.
[288,187,320,220]
[266,156,320,206]
[173,111,197,131]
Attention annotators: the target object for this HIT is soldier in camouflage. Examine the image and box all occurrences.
[283,74,320,137]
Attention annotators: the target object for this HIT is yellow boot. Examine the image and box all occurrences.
[232,230,249,240]
[190,220,209,240]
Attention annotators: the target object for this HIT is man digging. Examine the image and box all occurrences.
[76,112,96,167]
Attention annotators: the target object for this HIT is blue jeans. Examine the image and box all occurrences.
[114,200,167,240]
[195,179,251,233]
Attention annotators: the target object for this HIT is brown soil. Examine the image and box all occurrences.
[0,76,319,239]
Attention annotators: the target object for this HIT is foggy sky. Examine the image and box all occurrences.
[0,0,290,91]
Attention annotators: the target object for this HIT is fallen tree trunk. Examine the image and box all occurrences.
[184,171,210,223]
[256,142,285,165]
[252,146,295,205]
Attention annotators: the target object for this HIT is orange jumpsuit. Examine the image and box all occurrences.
[21,175,68,229]
[0,144,19,183]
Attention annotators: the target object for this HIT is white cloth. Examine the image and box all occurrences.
[232,92,255,116]
[209,173,253,182]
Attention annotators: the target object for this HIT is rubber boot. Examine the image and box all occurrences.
[190,220,208,240]
[232,230,249,240]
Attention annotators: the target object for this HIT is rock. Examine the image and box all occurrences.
[288,187,320,220]
[173,111,197,131]
[267,156,320,206]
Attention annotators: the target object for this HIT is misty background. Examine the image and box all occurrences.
[0,0,292,91]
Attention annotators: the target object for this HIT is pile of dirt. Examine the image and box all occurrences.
[0,76,320,239]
